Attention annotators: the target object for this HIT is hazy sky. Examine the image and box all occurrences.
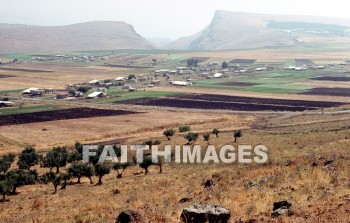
[0,0,349,39]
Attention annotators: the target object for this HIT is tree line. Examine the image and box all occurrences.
[0,125,242,201]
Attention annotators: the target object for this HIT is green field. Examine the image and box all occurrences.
[0,89,25,95]
[191,69,341,94]
[0,53,36,60]
[97,91,183,103]
[0,104,63,116]
[106,88,124,95]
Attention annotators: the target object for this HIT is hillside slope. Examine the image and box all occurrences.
[0,21,155,53]
[166,10,350,50]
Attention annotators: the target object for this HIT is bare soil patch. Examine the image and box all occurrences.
[179,57,210,63]
[0,74,15,78]
[311,76,350,82]
[229,59,256,64]
[301,87,350,97]
[0,108,140,126]
[0,67,54,73]
[294,59,314,65]
[119,94,345,112]
[102,64,150,69]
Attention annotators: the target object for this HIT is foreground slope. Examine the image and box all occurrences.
[166,10,350,50]
[0,21,155,53]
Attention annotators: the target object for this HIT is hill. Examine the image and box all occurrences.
[0,21,155,53]
[166,10,350,50]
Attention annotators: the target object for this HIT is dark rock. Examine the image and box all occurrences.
[273,201,292,211]
[116,210,143,223]
[311,162,318,167]
[324,159,334,166]
[113,189,120,194]
[285,160,292,166]
[246,181,257,189]
[204,179,215,189]
[179,197,193,203]
[180,204,230,223]
[271,201,292,218]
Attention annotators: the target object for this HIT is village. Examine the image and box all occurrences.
[1,54,343,109]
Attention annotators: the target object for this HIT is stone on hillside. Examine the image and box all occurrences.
[204,179,215,189]
[116,210,143,223]
[180,204,230,223]
[271,201,292,218]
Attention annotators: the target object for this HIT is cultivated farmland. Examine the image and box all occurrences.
[0,108,140,126]
[118,93,346,112]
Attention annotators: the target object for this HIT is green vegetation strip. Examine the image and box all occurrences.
[0,89,25,94]
[97,91,183,103]
[0,104,63,116]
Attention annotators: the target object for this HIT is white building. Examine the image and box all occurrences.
[87,91,104,99]
[213,73,223,78]
[172,81,189,86]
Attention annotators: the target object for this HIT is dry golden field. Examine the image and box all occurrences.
[0,111,350,223]
[0,108,256,155]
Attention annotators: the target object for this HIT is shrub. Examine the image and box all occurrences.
[233,130,242,142]
[113,162,133,179]
[179,125,191,132]
[203,133,210,144]
[163,129,176,140]
[184,132,199,144]
[143,140,161,146]
[212,128,219,137]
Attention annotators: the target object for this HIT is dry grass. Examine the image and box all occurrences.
[0,109,257,155]
[1,112,350,222]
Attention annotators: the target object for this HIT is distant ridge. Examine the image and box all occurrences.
[165,10,350,50]
[0,21,155,53]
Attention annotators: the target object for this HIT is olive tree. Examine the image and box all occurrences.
[17,146,39,170]
[139,156,163,175]
[45,146,68,173]
[50,173,72,192]
[203,133,210,144]
[0,153,16,173]
[113,162,133,179]
[94,164,111,185]
[6,169,38,194]
[0,180,13,201]
[212,128,219,137]
[163,129,176,140]
[233,130,242,142]
[68,163,94,184]
[184,132,199,145]
[67,142,84,163]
